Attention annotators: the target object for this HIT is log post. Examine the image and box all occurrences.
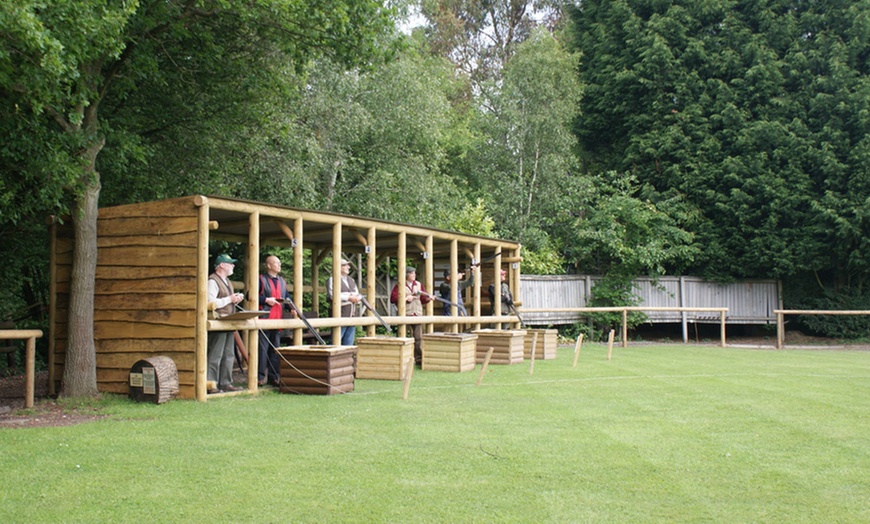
[622,309,628,348]
[572,333,584,369]
[529,332,537,375]
[248,211,260,391]
[476,346,495,386]
[402,358,414,400]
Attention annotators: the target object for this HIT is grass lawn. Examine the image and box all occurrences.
[2,343,869,523]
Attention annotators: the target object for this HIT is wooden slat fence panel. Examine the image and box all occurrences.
[520,275,779,326]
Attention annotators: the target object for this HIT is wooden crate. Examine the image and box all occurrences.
[277,345,357,395]
[472,329,525,365]
[422,332,478,372]
[523,329,558,360]
[356,336,414,380]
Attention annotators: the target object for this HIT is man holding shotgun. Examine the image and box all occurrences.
[439,266,477,316]
[390,266,432,365]
[487,269,514,316]
[258,255,295,386]
[326,258,362,346]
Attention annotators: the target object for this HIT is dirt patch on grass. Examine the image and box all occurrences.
[0,371,107,428]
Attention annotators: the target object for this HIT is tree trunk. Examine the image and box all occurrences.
[61,142,103,398]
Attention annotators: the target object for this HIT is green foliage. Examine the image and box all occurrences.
[520,241,566,275]
[469,27,583,251]
[564,171,700,279]
[447,198,496,236]
[569,0,870,299]
[796,289,870,339]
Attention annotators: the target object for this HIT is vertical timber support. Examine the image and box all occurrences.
[397,231,407,338]
[449,239,459,328]
[194,196,210,401]
[332,223,343,344]
[293,218,304,345]
[622,309,628,348]
[776,311,784,350]
[247,211,260,391]
[424,235,434,332]
[366,227,377,337]
[473,243,481,331]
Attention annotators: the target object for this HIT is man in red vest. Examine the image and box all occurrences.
[258,255,295,386]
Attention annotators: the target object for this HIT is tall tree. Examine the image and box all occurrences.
[420,0,563,91]
[0,0,392,397]
[569,1,870,299]
[471,27,583,250]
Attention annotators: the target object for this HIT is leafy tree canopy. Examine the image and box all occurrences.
[570,0,870,294]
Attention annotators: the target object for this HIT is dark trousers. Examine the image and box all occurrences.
[258,329,282,383]
[410,323,423,364]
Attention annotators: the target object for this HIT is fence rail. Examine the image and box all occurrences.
[521,307,728,347]
[774,309,870,350]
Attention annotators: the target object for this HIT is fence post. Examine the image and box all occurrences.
[621,309,628,348]
[776,311,784,350]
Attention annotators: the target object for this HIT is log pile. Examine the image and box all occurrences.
[421,332,478,372]
[472,329,525,365]
[356,336,414,380]
[277,346,356,395]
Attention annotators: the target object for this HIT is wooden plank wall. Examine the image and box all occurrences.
[519,275,779,326]
[53,197,199,398]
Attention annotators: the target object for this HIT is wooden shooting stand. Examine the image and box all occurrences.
[277,346,356,395]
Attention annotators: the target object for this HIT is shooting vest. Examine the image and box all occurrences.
[488,282,513,315]
[209,273,235,319]
[405,280,424,316]
[260,274,287,320]
[336,276,359,318]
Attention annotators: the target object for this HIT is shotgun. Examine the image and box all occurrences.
[420,291,468,316]
[280,298,326,345]
[469,250,502,268]
[508,303,527,328]
[359,297,391,331]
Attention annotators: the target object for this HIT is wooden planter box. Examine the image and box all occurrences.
[277,345,357,395]
[422,332,478,372]
[473,329,525,365]
[524,329,558,360]
[356,336,414,380]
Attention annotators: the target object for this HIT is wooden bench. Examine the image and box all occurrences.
[0,321,17,370]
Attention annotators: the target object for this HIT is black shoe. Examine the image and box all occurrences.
[223,385,243,392]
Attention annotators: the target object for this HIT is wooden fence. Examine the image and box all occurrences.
[520,275,780,331]
[520,307,728,347]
